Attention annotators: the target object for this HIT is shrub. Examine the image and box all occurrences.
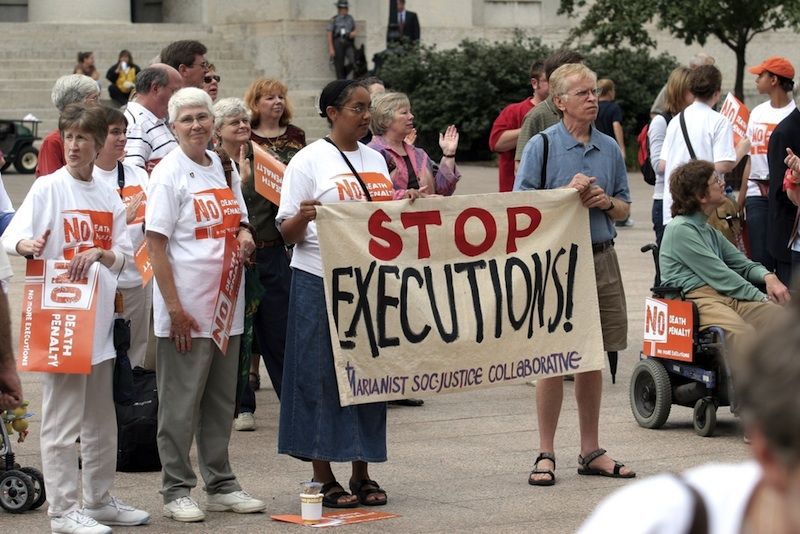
[378,36,678,165]
[379,33,552,160]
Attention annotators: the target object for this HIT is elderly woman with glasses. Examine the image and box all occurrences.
[368,91,461,198]
[659,159,789,357]
[145,87,266,523]
[35,74,101,178]
[211,97,294,434]
[276,79,407,510]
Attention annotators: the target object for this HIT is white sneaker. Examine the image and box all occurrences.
[206,490,266,513]
[83,497,150,526]
[163,496,205,522]
[51,510,112,534]
[234,412,256,431]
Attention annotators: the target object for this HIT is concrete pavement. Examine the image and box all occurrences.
[0,164,749,533]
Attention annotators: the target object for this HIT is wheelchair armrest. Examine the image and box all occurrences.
[650,285,684,299]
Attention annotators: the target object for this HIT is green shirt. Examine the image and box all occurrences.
[514,95,560,161]
[659,212,768,301]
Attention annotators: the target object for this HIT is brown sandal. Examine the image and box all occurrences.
[528,452,556,486]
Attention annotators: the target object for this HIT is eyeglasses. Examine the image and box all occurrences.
[565,87,602,99]
[190,60,210,70]
[710,173,725,186]
[340,105,368,115]
[176,113,212,126]
[204,75,221,84]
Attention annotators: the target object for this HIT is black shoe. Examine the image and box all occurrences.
[389,398,424,407]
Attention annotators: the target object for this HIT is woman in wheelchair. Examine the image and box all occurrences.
[659,159,790,356]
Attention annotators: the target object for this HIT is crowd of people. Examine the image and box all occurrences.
[0,16,797,533]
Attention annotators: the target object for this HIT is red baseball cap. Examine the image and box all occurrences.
[748,56,795,79]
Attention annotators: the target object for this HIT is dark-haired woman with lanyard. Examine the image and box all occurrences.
[277,80,420,509]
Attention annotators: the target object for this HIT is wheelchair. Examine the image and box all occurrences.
[629,244,734,437]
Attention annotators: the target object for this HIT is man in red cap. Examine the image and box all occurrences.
[742,56,796,281]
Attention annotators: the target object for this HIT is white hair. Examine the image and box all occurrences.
[212,97,251,132]
[51,74,100,112]
[168,87,213,124]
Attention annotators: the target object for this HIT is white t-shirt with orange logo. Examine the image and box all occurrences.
[146,148,249,339]
[95,162,149,288]
[745,99,796,197]
[1,166,132,364]
[277,139,393,278]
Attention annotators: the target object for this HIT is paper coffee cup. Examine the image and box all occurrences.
[300,493,323,523]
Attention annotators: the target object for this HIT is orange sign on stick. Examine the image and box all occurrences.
[17,259,99,374]
[252,143,286,206]
[211,235,243,354]
[642,297,694,362]
[719,92,750,145]
[134,241,153,286]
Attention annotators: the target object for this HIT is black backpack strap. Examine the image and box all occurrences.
[539,132,549,189]
[679,112,697,160]
[323,137,372,201]
[116,161,125,195]
[673,475,709,534]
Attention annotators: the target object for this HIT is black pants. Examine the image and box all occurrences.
[108,84,130,107]
[239,245,292,411]
[333,38,355,79]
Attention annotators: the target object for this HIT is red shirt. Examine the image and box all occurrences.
[35,129,65,178]
[489,98,535,192]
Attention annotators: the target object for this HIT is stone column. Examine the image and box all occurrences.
[28,0,130,22]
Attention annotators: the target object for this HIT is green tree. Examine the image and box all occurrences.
[558,0,800,99]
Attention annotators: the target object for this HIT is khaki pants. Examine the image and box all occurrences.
[156,336,242,503]
[40,359,116,517]
[686,285,783,358]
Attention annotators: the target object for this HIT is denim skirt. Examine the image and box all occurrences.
[278,268,387,463]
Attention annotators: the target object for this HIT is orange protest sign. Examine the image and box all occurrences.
[134,241,153,286]
[642,297,694,362]
[120,185,146,225]
[17,259,99,374]
[211,235,243,354]
[719,92,750,145]
[252,143,286,206]
[271,508,399,527]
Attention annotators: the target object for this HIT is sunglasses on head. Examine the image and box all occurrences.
[204,75,220,84]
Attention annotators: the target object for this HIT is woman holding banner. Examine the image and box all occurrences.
[145,87,266,523]
[368,91,461,197]
[277,80,410,508]
[2,104,149,533]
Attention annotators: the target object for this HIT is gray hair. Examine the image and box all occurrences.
[51,74,100,112]
[370,91,410,136]
[212,98,251,132]
[135,66,169,94]
[549,63,597,98]
[168,87,213,124]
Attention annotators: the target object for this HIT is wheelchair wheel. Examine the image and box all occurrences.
[693,398,717,437]
[0,469,35,513]
[630,359,672,428]
[19,467,46,510]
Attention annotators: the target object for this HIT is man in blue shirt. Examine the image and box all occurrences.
[515,63,634,486]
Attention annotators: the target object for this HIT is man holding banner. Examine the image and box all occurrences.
[516,63,635,485]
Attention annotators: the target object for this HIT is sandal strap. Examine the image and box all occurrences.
[534,452,556,469]
[321,480,346,496]
[579,448,607,467]
[613,462,624,475]
[350,479,385,496]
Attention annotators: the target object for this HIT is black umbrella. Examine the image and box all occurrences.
[607,351,618,384]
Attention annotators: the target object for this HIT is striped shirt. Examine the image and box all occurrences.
[123,101,177,174]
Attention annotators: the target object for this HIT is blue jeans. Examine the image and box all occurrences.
[651,199,664,247]
[0,212,13,236]
[745,196,774,271]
